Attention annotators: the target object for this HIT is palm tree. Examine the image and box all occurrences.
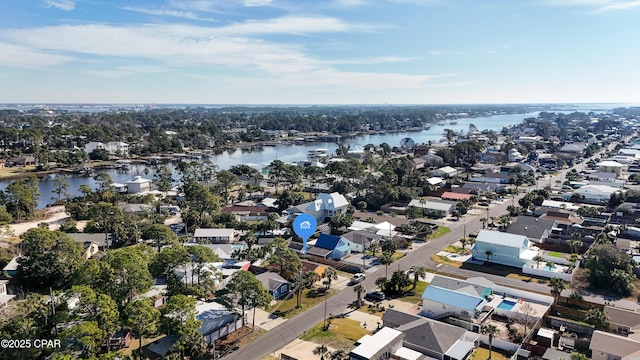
[549,277,567,305]
[532,254,544,269]
[354,284,366,307]
[409,265,427,289]
[322,267,338,291]
[481,323,500,360]
[460,238,468,254]
[330,349,346,360]
[375,277,388,292]
[379,252,394,279]
[568,239,583,254]
[313,344,329,360]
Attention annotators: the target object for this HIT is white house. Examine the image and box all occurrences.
[305,192,349,221]
[83,141,129,155]
[597,160,626,176]
[472,229,539,268]
[193,228,236,243]
[571,184,621,204]
[432,166,459,178]
[349,327,405,360]
[125,176,152,194]
[0,280,15,307]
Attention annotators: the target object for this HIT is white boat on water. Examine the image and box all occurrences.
[307,148,330,162]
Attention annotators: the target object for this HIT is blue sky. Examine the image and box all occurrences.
[1,0,640,104]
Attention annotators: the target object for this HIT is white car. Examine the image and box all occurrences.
[349,273,366,285]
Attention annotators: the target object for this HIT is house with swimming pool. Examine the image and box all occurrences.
[421,275,552,333]
[471,229,539,268]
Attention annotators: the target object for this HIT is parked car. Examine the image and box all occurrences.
[478,202,490,207]
[349,273,365,285]
[365,291,385,301]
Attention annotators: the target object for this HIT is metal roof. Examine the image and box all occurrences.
[422,285,484,311]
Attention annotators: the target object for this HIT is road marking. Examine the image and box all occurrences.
[436,264,443,267]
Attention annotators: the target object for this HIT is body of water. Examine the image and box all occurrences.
[0,111,547,208]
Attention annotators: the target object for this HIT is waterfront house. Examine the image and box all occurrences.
[304,192,349,222]
[472,229,539,268]
[125,176,152,194]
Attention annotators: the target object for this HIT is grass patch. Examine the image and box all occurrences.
[269,288,335,318]
[301,318,370,343]
[396,280,429,304]
[548,251,564,258]
[471,347,509,360]
[443,245,463,254]
[0,166,37,178]
[428,226,451,240]
[506,273,548,284]
[391,251,405,261]
[431,254,463,268]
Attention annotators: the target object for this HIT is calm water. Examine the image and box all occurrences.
[0,112,539,208]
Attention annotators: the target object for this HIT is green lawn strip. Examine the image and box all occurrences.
[428,226,451,239]
[391,251,405,261]
[548,251,564,258]
[301,318,370,343]
[269,288,335,318]
[471,347,509,360]
[395,280,429,304]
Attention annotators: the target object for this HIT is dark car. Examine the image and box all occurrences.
[365,291,385,301]
[478,202,490,207]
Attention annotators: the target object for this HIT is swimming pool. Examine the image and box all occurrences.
[543,265,556,271]
[497,300,517,310]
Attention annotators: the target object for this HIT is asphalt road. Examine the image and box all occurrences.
[226,145,633,360]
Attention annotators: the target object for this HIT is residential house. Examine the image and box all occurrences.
[603,306,640,335]
[125,176,152,194]
[196,301,246,345]
[193,228,236,244]
[221,206,272,221]
[0,280,15,307]
[506,217,557,243]
[472,229,539,267]
[432,166,459,178]
[349,327,406,360]
[382,309,478,360]
[468,172,511,184]
[420,153,444,167]
[84,141,129,155]
[597,160,626,176]
[589,330,640,360]
[508,148,524,162]
[142,335,179,360]
[304,192,350,222]
[2,256,19,277]
[588,171,618,182]
[559,143,586,154]
[104,329,132,351]
[570,184,621,204]
[420,276,489,321]
[6,155,36,167]
[341,229,383,253]
[461,182,493,194]
[408,199,457,217]
[255,272,290,300]
[539,209,583,228]
[441,192,473,202]
[308,233,351,260]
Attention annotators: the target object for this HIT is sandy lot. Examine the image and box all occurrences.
[7,205,72,236]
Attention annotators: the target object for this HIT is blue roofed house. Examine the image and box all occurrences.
[309,234,352,260]
[421,283,488,321]
[471,229,539,268]
[255,272,290,300]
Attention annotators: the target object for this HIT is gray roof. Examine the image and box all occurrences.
[255,272,289,292]
[306,246,332,258]
[66,233,109,247]
[384,309,467,357]
[604,306,640,329]
[506,216,556,240]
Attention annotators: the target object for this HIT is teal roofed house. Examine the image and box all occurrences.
[421,285,487,320]
[472,229,539,268]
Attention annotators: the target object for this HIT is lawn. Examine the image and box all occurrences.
[471,347,509,360]
[301,317,370,344]
[269,288,335,318]
[428,226,451,240]
[396,280,429,304]
[0,166,38,179]
[548,251,564,258]
[431,254,463,268]
[391,251,405,261]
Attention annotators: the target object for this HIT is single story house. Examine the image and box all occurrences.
[603,306,640,335]
[255,272,290,300]
[420,276,489,320]
[408,199,457,217]
[506,217,557,243]
[539,209,583,228]
[589,330,640,360]
[308,234,351,260]
[432,166,459,178]
[441,192,473,201]
[196,301,246,345]
[570,184,621,204]
[349,327,405,360]
[382,309,478,360]
[193,228,236,244]
[6,155,36,167]
[472,229,539,268]
[597,160,626,176]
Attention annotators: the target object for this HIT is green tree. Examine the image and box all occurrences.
[584,308,609,330]
[150,246,190,277]
[353,284,366,307]
[124,299,160,359]
[221,270,271,330]
[264,238,301,276]
[375,277,388,291]
[4,176,40,221]
[101,245,154,306]
[379,251,394,279]
[16,228,85,291]
[549,277,566,305]
[532,255,544,269]
[216,170,238,205]
[64,320,106,356]
[143,223,180,253]
[408,265,426,289]
[52,177,70,202]
[70,285,120,343]
[153,165,174,195]
[313,344,329,360]
[322,267,338,291]
[481,323,500,360]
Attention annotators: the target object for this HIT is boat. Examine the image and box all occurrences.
[307,148,330,162]
[436,121,446,126]
[449,121,458,125]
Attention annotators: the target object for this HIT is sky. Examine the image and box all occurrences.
[1,0,640,105]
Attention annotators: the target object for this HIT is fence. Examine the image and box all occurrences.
[204,315,247,345]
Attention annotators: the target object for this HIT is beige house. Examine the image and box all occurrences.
[604,306,640,335]
[589,330,640,360]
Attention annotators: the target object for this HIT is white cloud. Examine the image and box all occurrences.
[329,0,370,7]
[43,0,76,11]
[121,7,218,22]
[597,0,640,11]
[326,56,418,65]
[242,0,272,6]
[541,0,640,11]
[216,16,378,35]
[0,42,72,69]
